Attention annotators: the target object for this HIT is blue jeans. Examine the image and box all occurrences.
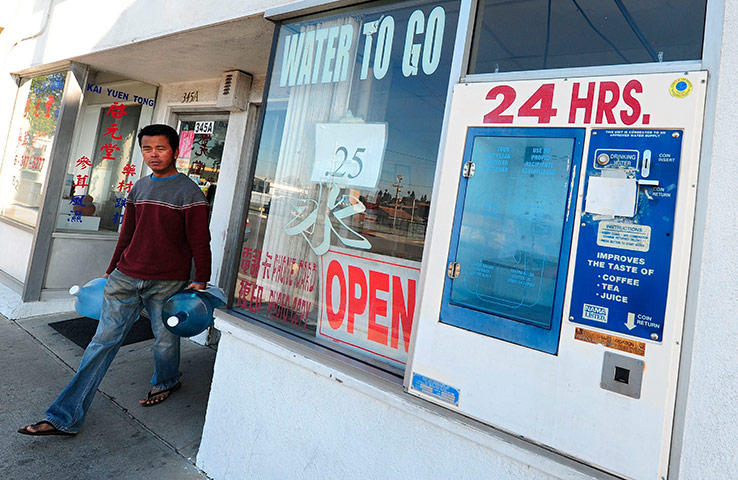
[45,269,187,433]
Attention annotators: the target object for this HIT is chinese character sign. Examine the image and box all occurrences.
[63,102,143,232]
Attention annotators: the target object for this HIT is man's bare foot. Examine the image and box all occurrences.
[18,421,76,436]
[139,381,181,407]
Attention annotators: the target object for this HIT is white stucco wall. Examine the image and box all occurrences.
[197,315,602,480]
[4,0,282,72]
[676,1,738,478]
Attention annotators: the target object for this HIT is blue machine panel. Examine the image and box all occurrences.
[569,129,683,342]
[440,127,584,354]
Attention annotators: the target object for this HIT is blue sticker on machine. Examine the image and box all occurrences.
[411,373,460,406]
[569,129,683,342]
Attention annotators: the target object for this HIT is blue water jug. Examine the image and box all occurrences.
[162,287,226,337]
[69,277,107,320]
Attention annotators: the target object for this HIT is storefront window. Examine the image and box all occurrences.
[0,71,66,226]
[233,0,459,369]
[469,0,707,74]
[57,72,156,232]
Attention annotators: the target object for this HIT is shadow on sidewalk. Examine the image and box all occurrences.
[1,313,215,479]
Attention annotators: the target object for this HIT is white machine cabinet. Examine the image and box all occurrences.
[406,71,707,479]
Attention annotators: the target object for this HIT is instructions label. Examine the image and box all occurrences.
[569,129,683,341]
[597,222,651,252]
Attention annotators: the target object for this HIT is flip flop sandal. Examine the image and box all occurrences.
[18,421,76,437]
[141,381,181,407]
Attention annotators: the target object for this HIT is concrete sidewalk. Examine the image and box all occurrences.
[1,312,216,480]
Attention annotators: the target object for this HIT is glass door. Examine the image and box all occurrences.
[175,114,229,217]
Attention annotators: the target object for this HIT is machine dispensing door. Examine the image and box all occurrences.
[440,127,584,354]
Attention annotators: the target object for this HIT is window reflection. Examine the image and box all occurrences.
[450,136,575,328]
[0,72,66,226]
[469,0,707,74]
[233,0,459,368]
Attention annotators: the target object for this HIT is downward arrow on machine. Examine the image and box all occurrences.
[625,312,637,330]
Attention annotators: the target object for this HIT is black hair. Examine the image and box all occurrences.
[137,124,179,151]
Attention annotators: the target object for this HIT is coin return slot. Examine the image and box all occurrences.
[614,366,630,384]
[600,351,644,399]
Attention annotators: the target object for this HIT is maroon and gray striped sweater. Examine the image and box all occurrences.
[106,173,211,284]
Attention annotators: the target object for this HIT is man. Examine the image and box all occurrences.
[19,124,211,436]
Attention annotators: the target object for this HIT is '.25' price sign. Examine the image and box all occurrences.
[312,123,388,189]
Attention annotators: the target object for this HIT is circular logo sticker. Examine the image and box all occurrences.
[670,78,693,98]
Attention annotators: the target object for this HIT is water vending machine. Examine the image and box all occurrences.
[406,72,707,479]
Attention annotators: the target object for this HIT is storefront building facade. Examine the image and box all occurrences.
[1,1,736,478]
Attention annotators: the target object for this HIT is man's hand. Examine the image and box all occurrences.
[188,282,206,290]
[103,273,110,279]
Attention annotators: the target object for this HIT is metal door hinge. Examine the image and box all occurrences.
[463,161,475,178]
[447,261,461,278]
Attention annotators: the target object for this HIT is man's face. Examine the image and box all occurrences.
[141,135,179,177]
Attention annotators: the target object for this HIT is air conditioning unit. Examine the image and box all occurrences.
[216,70,252,112]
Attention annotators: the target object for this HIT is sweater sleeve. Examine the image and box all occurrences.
[106,201,137,275]
[185,203,212,284]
